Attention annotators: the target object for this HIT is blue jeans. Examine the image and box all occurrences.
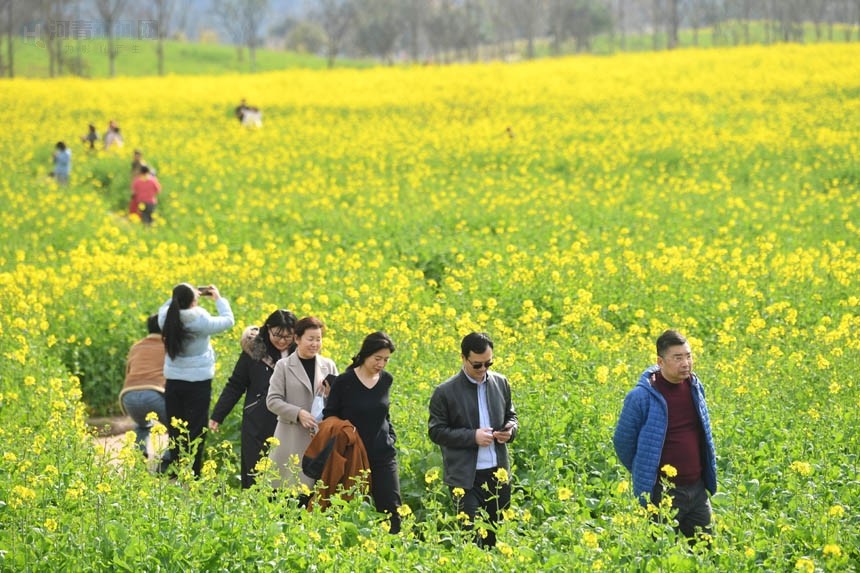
[121,389,166,456]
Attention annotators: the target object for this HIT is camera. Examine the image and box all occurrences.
[197,286,213,295]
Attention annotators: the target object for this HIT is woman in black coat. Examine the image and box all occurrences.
[209,309,297,488]
[324,331,401,532]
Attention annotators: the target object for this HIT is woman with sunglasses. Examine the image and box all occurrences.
[209,309,297,488]
[324,331,401,533]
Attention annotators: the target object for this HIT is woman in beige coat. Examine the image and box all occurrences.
[266,316,338,493]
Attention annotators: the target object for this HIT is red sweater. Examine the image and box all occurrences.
[132,176,161,204]
[654,371,703,485]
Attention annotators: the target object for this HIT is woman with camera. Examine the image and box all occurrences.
[158,283,234,476]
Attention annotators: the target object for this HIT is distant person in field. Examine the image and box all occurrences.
[613,329,717,542]
[104,119,124,150]
[324,331,402,533]
[51,141,71,185]
[119,314,168,461]
[428,332,518,548]
[129,165,161,225]
[209,309,298,489]
[158,283,235,477]
[81,124,99,150]
[131,149,148,179]
[235,98,262,127]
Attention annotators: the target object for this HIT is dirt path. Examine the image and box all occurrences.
[88,416,165,462]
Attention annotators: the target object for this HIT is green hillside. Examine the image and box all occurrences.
[6,38,372,78]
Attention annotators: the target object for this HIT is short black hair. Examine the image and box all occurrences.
[461,332,493,358]
[146,314,161,335]
[656,329,687,357]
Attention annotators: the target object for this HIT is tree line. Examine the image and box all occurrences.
[1,0,859,77]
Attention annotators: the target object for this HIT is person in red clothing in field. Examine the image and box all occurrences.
[130,165,161,225]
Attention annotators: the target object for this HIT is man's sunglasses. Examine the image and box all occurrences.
[469,360,494,370]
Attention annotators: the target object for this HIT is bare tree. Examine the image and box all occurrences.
[506,0,543,59]
[94,0,128,77]
[151,0,175,75]
[213,0,269,70]
[401,0,428,62]
[666,0,678,48]
[213,0,246,62]
[651,0,661,49]
[313,0,355,68]
[424,0,455,62]
[39,0,71,77]
[354,0,401,63]
[0,0,12,77]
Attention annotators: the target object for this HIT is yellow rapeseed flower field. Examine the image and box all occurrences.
[0,44,858,570]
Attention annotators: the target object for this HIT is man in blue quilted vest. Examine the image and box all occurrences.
[613,329,717,539]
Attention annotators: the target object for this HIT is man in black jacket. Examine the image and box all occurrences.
[428,332,518,548]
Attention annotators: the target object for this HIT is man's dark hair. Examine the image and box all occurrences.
[461,332,493,358]
[146,314,161,335]
[656,329,687,357]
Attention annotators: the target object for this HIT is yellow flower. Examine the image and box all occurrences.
[745,547,755,558]
[24,376,36,386]
[790,461,813,476]
[582,530,599,550]
[823,544,842,558]
[828,505,845,518]
[265,436,280,447]
[424,467,440,484]
[97,482,111,494]
[10,485,36,508]
[661,464,678,478]
[616,480,629,495]
[493,467,509,483]
[497,542,513,557]
[397,503,413,517]
[3,452,17,462]
[452,487,465,498]
[795,557,815,573]
[557,487,573,501]
[44,518,58,532]
[254,456,272,473]
[145,411,160,422]
[201,460,217,480]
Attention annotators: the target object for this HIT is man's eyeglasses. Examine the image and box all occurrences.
[270,331,294,341]
[469,360,494,370]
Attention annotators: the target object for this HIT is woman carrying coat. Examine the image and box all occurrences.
[158,283,234,476]
[266,316,338,495]
[324,331,401,533]
[209,309,297,488]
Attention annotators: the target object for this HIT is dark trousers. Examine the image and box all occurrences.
[164,378,211,477]
[140,202,157,225]
[652,478,712,539]
[452,467,511,548]
[370,455,402,534]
